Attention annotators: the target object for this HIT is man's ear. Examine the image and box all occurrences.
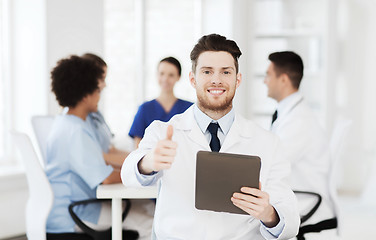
[236,73,242,89]
[280,73,290,85]
[189,72,196,88]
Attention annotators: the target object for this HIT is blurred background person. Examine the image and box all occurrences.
[46,55,123,234]
[128,57,193,148]
[264,51,336,239]
[47,55,154,239]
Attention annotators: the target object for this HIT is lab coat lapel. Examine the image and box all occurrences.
[272,94,303,132]
[220,114,252,152]
[175,106,211,151]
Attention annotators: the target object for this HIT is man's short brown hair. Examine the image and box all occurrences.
[268,51,304,89]
[190,34,242,73]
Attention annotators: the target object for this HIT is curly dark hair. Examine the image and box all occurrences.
[82,53,107,68]
[51,55,104,107]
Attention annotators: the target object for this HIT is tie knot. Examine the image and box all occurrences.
[207,122,219,135]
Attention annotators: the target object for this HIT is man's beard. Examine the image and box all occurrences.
[196,91,235,112]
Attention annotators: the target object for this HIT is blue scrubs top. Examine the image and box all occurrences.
[87,111,113,153]
[128,99,193,138]
[45,114,113,233]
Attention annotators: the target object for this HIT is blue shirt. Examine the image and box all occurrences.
[45,114,113,233]
[129,99,193,139]
[87,111,113,153]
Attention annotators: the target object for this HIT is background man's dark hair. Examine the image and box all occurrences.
[51,55,103,107]
[190,34,242,73]
[159,56,182,76]
[268,51,304,89]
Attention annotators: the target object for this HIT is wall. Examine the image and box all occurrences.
[46,0,105,115]
[334,0,376,194]
[11,0,47,141]
[0,0,46,238]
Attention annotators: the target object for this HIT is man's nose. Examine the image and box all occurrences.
[211,73,222,85]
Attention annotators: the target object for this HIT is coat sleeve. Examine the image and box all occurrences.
[121,121,166,187]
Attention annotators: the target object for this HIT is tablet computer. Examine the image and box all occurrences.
[195,151,261,215]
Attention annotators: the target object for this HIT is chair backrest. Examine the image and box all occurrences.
[31,115,55,165]
[12,131,53,240]
[328,119,352,235]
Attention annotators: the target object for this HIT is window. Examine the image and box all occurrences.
[103,0,197,146]
[143,0,197,102]
[103,0,138,143]
[0,0,11,164]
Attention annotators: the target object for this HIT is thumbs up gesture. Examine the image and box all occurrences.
[138,125,178,175]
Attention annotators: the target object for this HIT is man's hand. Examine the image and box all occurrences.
[231,182,280,228]
[138,125,177,175]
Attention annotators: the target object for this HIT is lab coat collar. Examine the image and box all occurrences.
[220,114,254,152]
[277,91,303,121]
[193,104,234,136]
[175,105,210,150]
[175,105,253,151]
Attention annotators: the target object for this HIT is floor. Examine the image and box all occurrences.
[3,195,375,240]
[339,195,375,239]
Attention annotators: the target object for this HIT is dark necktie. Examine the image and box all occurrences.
[271,110,278,125]
[207,122,220,152]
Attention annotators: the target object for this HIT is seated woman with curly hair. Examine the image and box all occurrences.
[46,55,153,238]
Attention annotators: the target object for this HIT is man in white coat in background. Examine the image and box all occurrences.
[264,51,337,239]
[121,34,300,239]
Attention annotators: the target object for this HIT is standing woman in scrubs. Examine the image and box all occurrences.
[128,57,193,148]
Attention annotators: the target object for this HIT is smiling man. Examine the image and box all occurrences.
[121,34,300,239]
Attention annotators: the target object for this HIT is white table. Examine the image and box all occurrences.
[96,183,158,240]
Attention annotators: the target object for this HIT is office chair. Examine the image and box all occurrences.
[12,131,138,240]
[31,115,55,166]
[11,131,91,240]
[296,119,352,240]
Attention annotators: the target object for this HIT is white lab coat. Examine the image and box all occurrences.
[271,93,335,226]
[122,106,300,240]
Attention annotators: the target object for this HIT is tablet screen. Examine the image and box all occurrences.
[195,151,261,215]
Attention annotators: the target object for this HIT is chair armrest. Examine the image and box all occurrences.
[68,198,131,237]
[293,190,322,224]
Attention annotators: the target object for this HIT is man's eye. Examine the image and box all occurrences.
[203,70,210,74]
[223,71,231,75]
